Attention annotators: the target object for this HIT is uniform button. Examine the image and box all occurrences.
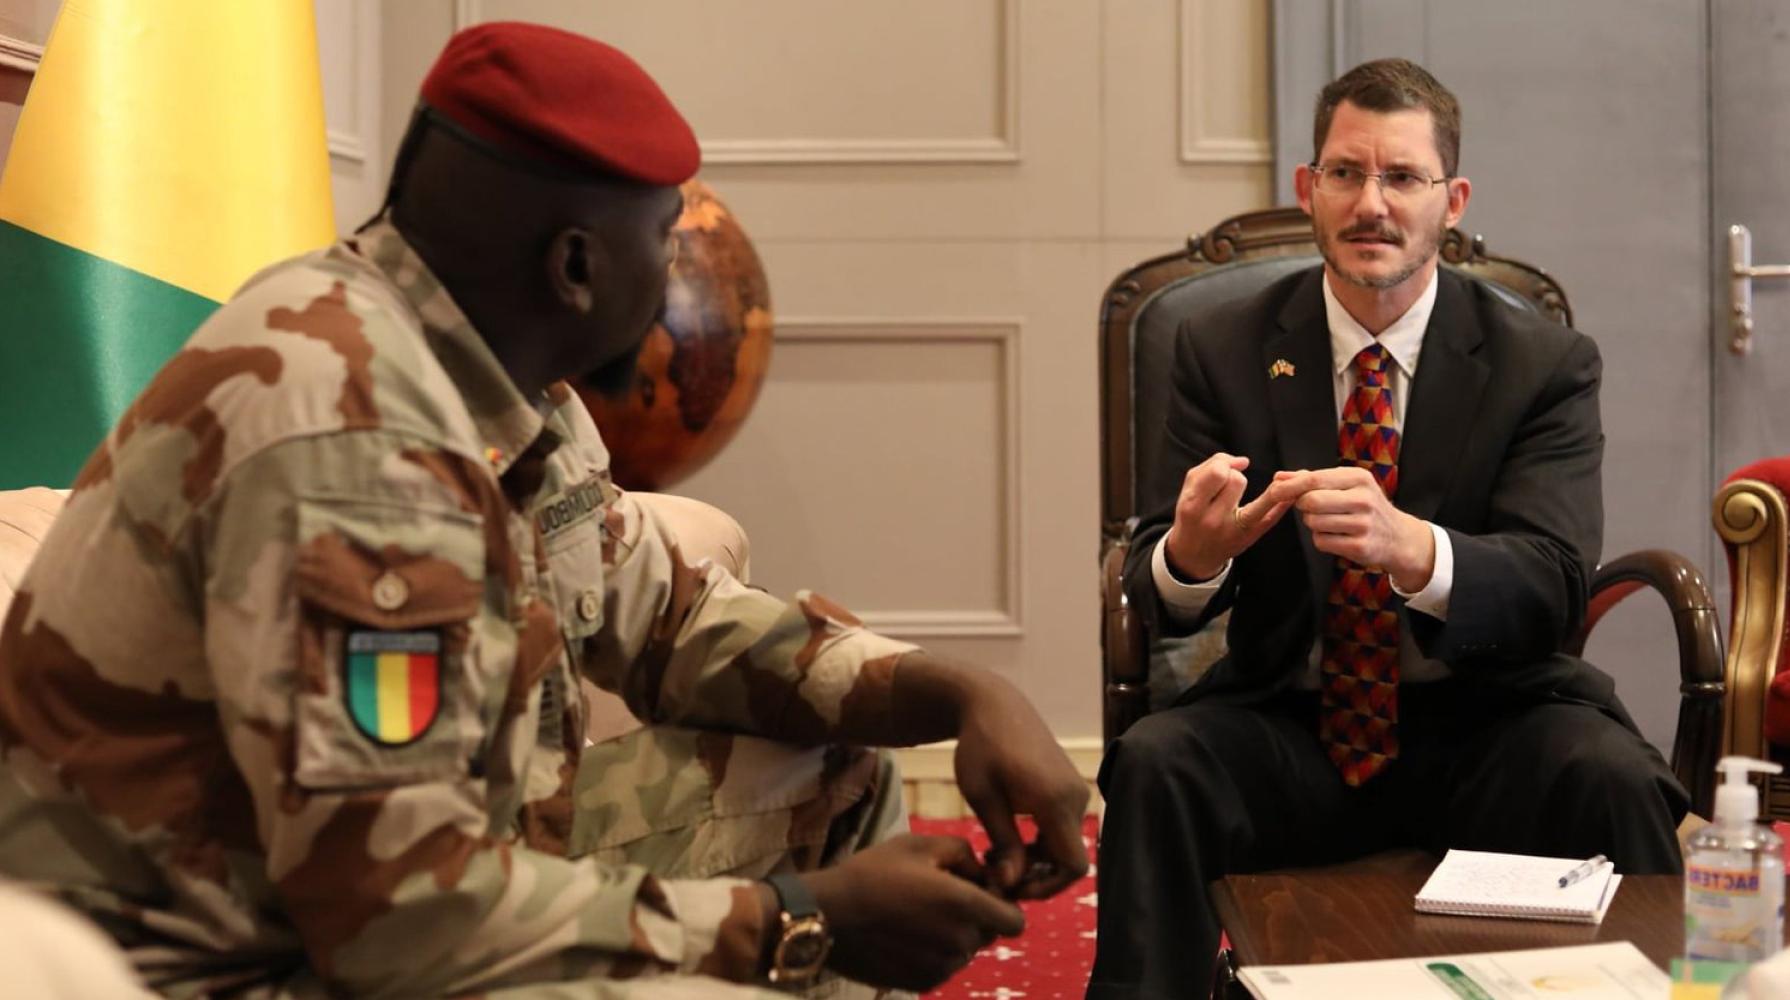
[371,571,410,612]
[577,589,601,622]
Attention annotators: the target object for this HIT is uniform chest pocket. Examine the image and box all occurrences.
[544,524,606,646]
[290,496,492,790]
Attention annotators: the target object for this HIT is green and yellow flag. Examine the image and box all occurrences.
[0,1,336,488]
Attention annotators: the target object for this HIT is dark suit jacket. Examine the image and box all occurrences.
[1121,265,1628,721]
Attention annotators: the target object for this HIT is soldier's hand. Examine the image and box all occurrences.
[1162,453,1298,580]
[803,834,1025,992]
[952,671,1090,901]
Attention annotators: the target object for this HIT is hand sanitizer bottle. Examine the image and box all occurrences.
[1685,756,1786,963]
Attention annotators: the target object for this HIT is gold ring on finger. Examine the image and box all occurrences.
[1232,507,1245,532]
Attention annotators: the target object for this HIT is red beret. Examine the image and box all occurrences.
[419,21,700,186]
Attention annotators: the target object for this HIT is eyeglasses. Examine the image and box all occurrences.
[1309,162,1450,199]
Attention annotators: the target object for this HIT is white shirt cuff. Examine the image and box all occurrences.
[1152,537,1228,622]
[1391,521,1452,620]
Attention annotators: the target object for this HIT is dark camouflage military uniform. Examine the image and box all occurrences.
[0,219,916,998]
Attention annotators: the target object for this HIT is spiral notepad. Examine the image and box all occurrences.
[1414,849,1621,925]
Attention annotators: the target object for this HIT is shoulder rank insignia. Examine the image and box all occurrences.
[345,629,442,745]
[1269,358,1297,379]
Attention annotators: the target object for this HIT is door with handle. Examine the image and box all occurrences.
[1715,4,1790,506]
[1727,224,1790,358]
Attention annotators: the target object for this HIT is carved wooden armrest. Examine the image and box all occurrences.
[1102,522,1149,743]
[1573,549,1723,816]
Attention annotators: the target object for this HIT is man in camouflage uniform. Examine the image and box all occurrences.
[0,23,1088,998]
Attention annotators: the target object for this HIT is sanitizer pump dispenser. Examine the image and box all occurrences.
[1685,756,1786,963]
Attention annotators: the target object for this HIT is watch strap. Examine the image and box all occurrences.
[765,871,820,920]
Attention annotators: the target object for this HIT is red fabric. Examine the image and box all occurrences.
[1773,672,1790,747]
[1722,457,1790,747]
[913,814,1100,999]
[407,653,438,738]
[1319,343,1404,784]
[420,22,699,186]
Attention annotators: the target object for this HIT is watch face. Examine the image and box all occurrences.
[783,926,827,967]
[772,915,831,983]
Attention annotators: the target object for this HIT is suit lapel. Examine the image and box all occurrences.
[1266,270,1340,603]
[1397,270,1489,522]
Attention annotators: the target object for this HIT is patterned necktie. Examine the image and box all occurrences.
[1318,343,1402,786]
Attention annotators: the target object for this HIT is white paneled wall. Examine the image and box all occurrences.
[314,0,383,235]
[369,1,1275,748]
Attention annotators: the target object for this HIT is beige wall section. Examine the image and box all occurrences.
[711,320,1021,636]
[315,0,384,236]
[0,0,48,167]
[377,0,1275,742]
[0,0,53,47]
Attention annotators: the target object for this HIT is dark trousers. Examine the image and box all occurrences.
[1085,682,1689,1000]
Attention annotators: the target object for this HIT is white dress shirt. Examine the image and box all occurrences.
[1150,268,1456,685]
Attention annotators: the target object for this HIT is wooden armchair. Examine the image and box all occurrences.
[1098,207,1726,815]
[1714,458,1790,818]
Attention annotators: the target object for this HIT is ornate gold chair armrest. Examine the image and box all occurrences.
[1714,478,1790,818]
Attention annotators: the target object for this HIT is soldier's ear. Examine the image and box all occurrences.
[546,227,600,314]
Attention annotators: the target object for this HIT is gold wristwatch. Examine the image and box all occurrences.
[764,872,831,985]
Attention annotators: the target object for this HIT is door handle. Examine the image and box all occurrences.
[1729,224,1790,355]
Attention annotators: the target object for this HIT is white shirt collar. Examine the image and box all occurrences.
[1322,266,1439,379]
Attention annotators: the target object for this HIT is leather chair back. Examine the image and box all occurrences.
[1095,205,1726,816]
[1097,207,1574,736]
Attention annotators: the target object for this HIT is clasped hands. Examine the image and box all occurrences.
[1162,453,1436,592]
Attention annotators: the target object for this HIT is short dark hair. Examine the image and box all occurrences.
[1312,58,1461,177]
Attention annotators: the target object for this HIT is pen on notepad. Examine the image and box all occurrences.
[1556,854,1609,888]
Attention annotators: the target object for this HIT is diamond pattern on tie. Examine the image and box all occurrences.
[1319,343,1402,786]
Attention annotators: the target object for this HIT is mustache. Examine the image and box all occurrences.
[1338,223,1404,244]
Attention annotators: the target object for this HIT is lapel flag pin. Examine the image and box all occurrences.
[1269,359,1297,379]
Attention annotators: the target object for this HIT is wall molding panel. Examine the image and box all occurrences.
[774,318,1024,638]
[318,0,371,166]
[327,131,366,164]
[453,0,1021,165]
[453,0,480,31]
[0,33,42,73]
[1178,0,1273,165]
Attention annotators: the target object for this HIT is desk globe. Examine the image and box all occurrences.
[578,180,773,490]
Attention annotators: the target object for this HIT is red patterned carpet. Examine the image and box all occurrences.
[912,814,1101,1000]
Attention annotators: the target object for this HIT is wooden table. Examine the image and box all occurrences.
[1210,849,1788,974]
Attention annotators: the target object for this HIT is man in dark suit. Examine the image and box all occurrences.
[1086,58,1689,1000]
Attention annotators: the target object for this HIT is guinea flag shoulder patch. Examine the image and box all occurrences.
[344,629,443,746]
